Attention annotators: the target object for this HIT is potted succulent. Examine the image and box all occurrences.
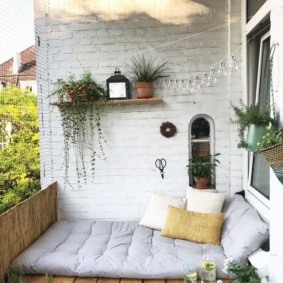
[257,125,283,172]
[230,101,278,151]
[187,153,220,189]
[129,55,169,99]
[50,71,108,187]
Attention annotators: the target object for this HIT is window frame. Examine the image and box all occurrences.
[243,0,271,221]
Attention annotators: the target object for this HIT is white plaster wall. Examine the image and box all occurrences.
[34,0,242,220]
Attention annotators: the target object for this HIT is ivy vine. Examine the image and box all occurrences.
[50,71,108,187]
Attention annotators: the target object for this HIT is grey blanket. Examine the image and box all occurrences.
[12,220,228,278]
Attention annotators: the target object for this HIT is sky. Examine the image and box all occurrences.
[0,0,35,64]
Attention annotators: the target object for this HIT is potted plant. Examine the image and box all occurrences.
[257,125,283,172]
[50,71,108,187]
[51,71,106,103]
[129,55,169,99]
[230,101,278,151]
[223,258,260,283]
[187,153,220,189]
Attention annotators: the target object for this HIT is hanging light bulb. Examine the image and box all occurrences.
[208,68,217,87]
[187,78,195,93]
[218,61,227,77]
[230,55,239,71]
[179,78,187,91]
[201,73,209,87]
[160,78,167,88]
[193,74,201,89]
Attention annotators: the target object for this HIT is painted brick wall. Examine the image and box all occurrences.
[34,0,242,220]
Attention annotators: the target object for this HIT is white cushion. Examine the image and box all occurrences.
[139,192,186,230]
[186,187,225,213]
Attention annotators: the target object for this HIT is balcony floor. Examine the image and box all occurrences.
[22,276,232,283]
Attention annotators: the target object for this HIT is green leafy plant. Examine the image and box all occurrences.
[230,101,278,148]
[187,153,220,179]
[0,87,40,214]
[51,71,106,102]
[257,124,283,149]
[50,71,108,187]
[129,55,169,82]
[223,258,260,283]
[1,269,54,283]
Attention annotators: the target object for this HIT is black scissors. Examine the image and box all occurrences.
[155,158,167,179]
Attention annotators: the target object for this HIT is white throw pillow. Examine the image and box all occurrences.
[186,187,225,213]
[139,192,186,230]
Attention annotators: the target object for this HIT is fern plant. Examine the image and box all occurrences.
[230,101,278,148]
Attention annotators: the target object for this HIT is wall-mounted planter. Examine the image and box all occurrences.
[246,124,271,152]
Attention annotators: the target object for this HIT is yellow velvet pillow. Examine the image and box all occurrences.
[160,206,224,245]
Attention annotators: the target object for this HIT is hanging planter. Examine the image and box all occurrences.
[50,71,108,186]
[246,124,276,152]
[258,126,283,172]
[230,102,278,151]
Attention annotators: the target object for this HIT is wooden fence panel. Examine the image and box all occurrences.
[0,182,57,278]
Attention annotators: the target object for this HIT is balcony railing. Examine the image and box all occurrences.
[0,182,57,278]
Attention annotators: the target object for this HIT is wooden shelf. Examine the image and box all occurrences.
[50,97,163,107]
[108,97,163,105]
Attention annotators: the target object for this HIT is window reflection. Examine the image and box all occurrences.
[191,118,210,140]
[251,154,270,199]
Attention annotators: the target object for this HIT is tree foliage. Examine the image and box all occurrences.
[0,86,40,214]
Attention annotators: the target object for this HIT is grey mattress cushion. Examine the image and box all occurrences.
[12,220,229,279]
[221,195,269,264]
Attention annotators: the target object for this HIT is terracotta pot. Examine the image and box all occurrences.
[135,82,153,99]
[194,177,209,189]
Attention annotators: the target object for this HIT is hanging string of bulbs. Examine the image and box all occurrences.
[158,54,239,94]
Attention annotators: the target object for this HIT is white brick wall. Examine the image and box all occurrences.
[34,0,243,220]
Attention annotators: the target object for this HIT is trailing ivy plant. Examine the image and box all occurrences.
[50,71,108,187]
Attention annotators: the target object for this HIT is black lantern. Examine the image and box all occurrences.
[106,68,130,100]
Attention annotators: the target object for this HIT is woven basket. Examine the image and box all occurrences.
[260,142,283,171]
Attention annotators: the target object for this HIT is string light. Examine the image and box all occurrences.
[230,55,239,71]
[159,55,239,93]
[218,61,227,77]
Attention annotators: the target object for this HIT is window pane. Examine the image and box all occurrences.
[191,142,210,158]
[191,118,210,139]
[247,0,267,22]
[258,37,270,108]
[251,154,270,199]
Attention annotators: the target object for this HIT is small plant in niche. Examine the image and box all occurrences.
[50,71,108,186]
[187,153,220,189]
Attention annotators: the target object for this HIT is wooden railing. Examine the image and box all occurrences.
[0,182,57,278]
